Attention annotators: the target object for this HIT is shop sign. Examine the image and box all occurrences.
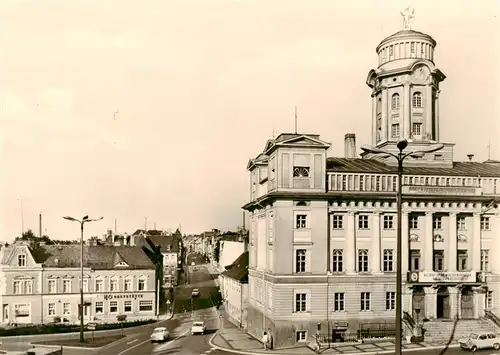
[103,293,144,301]
[403,186,480,196]
[420,271,474,283]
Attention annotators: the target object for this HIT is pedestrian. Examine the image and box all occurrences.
[262,331,269,350]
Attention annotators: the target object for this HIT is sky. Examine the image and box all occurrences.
[1,0,499,242]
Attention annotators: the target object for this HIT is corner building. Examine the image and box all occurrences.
[243,28,500,348]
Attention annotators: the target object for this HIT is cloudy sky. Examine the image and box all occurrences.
[1,0,498,242]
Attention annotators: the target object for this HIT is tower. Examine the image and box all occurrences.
[364,26,453,167]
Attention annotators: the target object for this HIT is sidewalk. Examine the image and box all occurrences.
[209,311,461,355]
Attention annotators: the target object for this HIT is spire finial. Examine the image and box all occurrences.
[294,106,298,134]
[487,141,492,160]
[400,7,415,30]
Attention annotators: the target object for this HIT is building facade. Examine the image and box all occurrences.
[220,252,249,328]
[0,242,157,325]
[243,28,500,348]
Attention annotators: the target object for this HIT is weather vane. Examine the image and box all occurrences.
[401,7,415,30]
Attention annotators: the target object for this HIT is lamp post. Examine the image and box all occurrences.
[63,215,103,343]
[361,140,443,354]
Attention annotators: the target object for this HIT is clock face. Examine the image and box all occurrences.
[410,272,418,282]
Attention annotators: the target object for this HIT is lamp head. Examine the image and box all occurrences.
[397,139,408,151]
[63,216,78,222]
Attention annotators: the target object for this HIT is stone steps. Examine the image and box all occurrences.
[423,319,498,342]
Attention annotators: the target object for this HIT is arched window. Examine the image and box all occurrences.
[391,93,400,110]
[332,249,343,272]
[413,92,423,108]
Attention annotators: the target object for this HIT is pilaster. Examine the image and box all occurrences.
[381,89,388,141]
[424,213,434,272]
[435,90,440,141]
[402,212,409,273]
[346,212,356,274]
[372,95,377,145]
[472,213,481,271]
[371,213,381,274]
[448,286,460,320]
[448,213,457,272]
[424,287,437,320]
[402,285,413,314]
[473,287,486,318]
[425,85,433,140]
[403,83,411,139]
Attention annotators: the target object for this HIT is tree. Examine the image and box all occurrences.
[15,229,54,246]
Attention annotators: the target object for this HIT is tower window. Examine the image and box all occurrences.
[411,42,415,53]
[391,124,400,138]
[412,123,422,136]
[391,93,400,110]
[389,45,394,57]
[413,93,423,108]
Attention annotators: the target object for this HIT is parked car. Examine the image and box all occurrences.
[191,288,200,297]
[150,327,169,343]
[458,332,500,351]
[191,321,206,335]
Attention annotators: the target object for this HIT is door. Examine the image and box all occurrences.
[461,288,474,319]
[442,296,450,318]
[437,296,444,318]
[83,304,92,322]
[2,304,8,323]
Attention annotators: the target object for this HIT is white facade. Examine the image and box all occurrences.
[221,275,248,328]
[219,241,245,270]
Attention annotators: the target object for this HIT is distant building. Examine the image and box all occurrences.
[218,240,247,273]
[220,251,249,328]
[0,241,156,325]
[145,234,182,288]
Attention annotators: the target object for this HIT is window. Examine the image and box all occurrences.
[487,291,493,309]
[389,45,394,56]
[457,216,466,231]
[386,292,395,310]
[383,249,394,272]
[138,278,146,291]
[332,215,343,229]
[358,215,369,229]
[296,214,307,229]
[358,249,369,272]
[481,250,489,272]
[13,281,21,295]
[18,254,26,267]
[295,293,307,312]
[413,92,422,108]
[409,216,418,229]
[433,216,442,230]
[63,303,71,315]
[332,249,343,272]
[457,250,468,271]
[391,124,400,138]
[95,301,103,314]
[48,303,56,316]
[293,167,310,177]
[23,280,32,294]
[391,93,400,110]
[411,42,415,53]
[82,279,88,292]
[124,278,132,291]
[359,176,364,190]
[295,249,306,273]
[383,215,394,229]
[410,250,420,272]
[109,301,118,313]
[334,293,345,312]
[412,123,422,136]
[139,300,153,312]
[95,279,103,292]
[110,278,118,292]
[63,280,71,293]
[124,301,132,313]
[296,331,307,342]
[361,292,371,311]
[481,217,491,231]
[48,279,57,293]
[433,250,444,272]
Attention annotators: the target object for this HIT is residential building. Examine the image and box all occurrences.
[146,233,182,288]
[218,240,247,272]
[0,242,156,325]
[243,27,500,348]
[220,252,249,328]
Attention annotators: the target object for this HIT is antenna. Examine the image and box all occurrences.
[487,141,491,160]
[114,218,117,234]
[294,106,298,134]
[145,217,147,232]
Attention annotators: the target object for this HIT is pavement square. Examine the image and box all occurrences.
[354,343,380,350]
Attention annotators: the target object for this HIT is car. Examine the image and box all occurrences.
[191,288,200,297]
[150,327,169,343]
[191,261,195,266]
[191,321,206,335]
[458,332,500,351]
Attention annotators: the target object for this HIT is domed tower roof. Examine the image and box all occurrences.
[376,30,436,52]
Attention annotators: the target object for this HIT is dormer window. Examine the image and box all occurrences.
[413,92,423,108]
[293,167,310,178]
[18,254,26,267]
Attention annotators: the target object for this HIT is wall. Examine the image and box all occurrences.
[219,241,245,270]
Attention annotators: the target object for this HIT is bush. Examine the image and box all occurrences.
[0,319,156,337]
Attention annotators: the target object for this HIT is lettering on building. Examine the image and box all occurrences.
[103,293,144,301]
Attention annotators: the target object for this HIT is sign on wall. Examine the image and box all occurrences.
[403,186,480,196]
[103,293,145,301]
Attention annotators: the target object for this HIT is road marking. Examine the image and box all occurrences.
[126,339,139,345]
[118,338,150,355]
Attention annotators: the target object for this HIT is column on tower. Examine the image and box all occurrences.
[371,213,381,273]
[372,94,377,145]
[472,213,481,271]
[346,212,356,274]
[425,85,433,140]
[435,90,440,141]
[381,89,388,141]
[401,212,409,273]
[424,212,434,271]
[403,83,411,139]
[448,213,457,271]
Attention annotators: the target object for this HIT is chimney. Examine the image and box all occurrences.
[467,154,474,161]
[344,133,356,159]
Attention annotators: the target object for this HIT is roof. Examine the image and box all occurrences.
[326,158,500,177]
[377,29,436,51]
[146,235,180,253]
[221,251,248,283]
[40,245,155,269]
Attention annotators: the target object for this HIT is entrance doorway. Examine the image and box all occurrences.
[461,286,474,319]
[412,286,425,322]
[436,286,450,319]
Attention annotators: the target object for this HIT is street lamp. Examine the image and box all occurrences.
[361,140,443,354]
[63,215,103,343]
